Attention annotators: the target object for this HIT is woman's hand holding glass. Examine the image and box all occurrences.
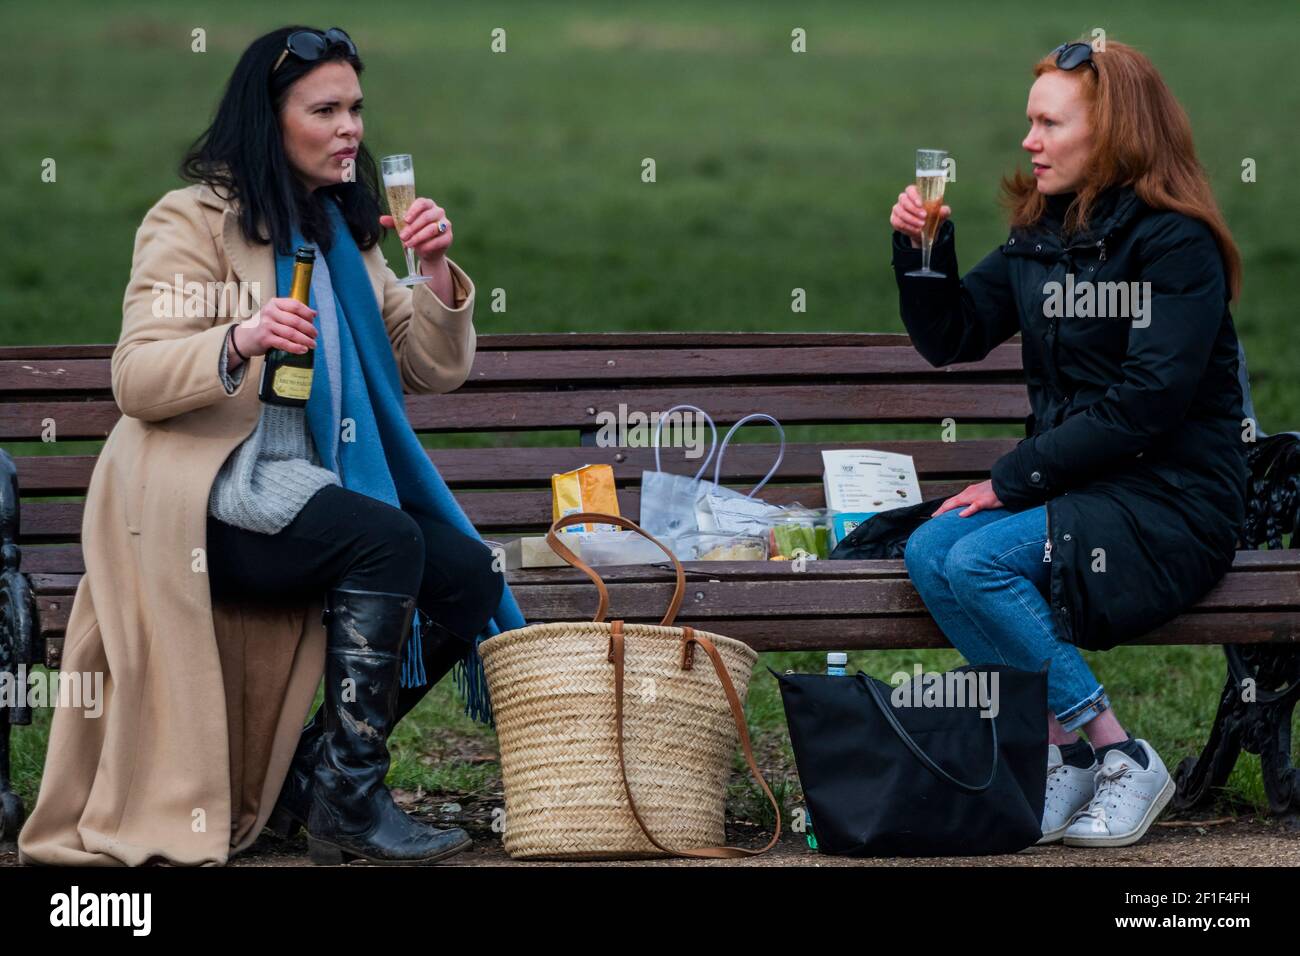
[891,184,951,250]
[379,197,454,275]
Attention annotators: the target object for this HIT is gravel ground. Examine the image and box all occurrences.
[8,809,1292,868]
[229,813,1300,867]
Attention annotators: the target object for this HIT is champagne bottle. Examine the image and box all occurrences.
[258,245,316,407]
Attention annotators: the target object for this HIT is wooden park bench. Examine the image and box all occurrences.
[2,331,1298,842]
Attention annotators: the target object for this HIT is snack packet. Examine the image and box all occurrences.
[551,464,620,533]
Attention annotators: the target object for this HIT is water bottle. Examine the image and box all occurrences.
[807,652,850,850]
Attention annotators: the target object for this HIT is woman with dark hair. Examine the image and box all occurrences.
[19,26,525,867]
[889,40,1251,848]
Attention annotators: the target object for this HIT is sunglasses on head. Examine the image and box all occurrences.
[272,27,357,74]
[1051,41,1099,75]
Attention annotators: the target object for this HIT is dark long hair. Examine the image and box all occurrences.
[180,25,385,255]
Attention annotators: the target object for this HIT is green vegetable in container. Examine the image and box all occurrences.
[770,522,830,560]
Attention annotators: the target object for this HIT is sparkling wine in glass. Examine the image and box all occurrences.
[905,148,949,279]
[381,154,433,286]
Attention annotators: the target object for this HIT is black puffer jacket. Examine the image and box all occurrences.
[891,184,1250,651]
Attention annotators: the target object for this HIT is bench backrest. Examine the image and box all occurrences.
[0,333,1027,550]
[7,334,1300,654]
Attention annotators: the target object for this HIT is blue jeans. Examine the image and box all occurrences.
[902,506,1110,734]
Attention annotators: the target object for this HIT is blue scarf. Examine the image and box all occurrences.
[274,199,526,725]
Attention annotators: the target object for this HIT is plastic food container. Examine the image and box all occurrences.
[673,531,770,562]
[759,508,834,560]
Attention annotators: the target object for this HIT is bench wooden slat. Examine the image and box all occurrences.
[11,481,979,540]
[30,593,1300,650]
[460,346,1023,384]
[469,333,933,349]
[504,571,1300,618]
[0,345,1026,394]
[0,384,1033,440]
[500,551,1300,579]
[0,345,117,361]
[0,332,1030,363]
[27,573,82,592]
[28,563,1300,617]
[13,483,1300,546]
[11,440,1023,494]
[652,612,1300,650]
[22,547,1300,578]
[0,360,110,393]
[13,545,84,574]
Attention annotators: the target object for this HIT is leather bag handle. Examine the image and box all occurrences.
[857,671,1000,795]
[609,620,781,858]
[546,512,686,626]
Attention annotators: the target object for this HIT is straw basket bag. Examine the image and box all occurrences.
[479,512,781,860]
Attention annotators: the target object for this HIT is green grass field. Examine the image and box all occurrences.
[4,1,1298,821]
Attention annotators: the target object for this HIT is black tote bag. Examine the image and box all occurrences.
[774,663,1048,856]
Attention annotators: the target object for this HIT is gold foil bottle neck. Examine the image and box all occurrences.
[290,246,315,304]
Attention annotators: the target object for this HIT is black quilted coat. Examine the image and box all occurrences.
[890,185,1250,651]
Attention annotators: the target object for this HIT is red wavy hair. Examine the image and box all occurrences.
[1001,39,1242,302]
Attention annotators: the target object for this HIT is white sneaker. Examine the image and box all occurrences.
[1062,739,1175,847]
[1037,743,1098,845]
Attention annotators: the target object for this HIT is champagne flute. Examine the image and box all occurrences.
[380,154,434,286]
[905,148,949,279]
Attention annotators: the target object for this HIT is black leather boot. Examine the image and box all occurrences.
[306,587,472,865]
[265,615,473,840]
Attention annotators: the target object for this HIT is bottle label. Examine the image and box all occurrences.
[272,365,313,401]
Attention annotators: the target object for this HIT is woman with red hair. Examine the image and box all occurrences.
[890,39,1250,848]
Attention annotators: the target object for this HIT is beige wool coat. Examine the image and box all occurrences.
[18,182,479,865]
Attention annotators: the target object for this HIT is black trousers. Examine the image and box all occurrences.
[207,483,503,662]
